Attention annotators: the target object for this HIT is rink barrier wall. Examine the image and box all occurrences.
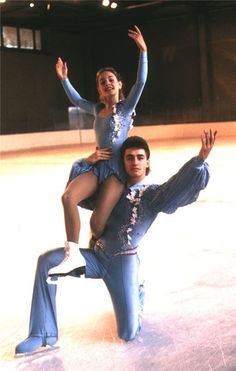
[1,121,236,153]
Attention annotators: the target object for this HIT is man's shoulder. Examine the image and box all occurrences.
[136,183,159,195]
[144,183,159,193]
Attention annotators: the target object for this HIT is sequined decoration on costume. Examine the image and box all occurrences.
[109,103,134,144]
[118,185,148,247]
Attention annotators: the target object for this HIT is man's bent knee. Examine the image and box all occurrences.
[118,324,140,342]
[118,330,137,342]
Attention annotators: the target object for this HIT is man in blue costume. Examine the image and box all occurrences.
[15,130,216,355]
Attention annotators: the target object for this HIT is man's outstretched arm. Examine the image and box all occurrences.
[150,130,217,214]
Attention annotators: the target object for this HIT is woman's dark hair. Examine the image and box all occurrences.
[120,136,151,175]
[96,67,125,101]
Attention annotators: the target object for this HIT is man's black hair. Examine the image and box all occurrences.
[120,136,151,175]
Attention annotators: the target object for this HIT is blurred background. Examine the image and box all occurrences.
[1,0,236,134]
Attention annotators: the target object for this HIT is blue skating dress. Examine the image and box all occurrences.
[61,52,148,199]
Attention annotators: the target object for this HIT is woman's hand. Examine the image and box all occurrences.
[198,129,217,161]
[85,147,113,165]
[128,25,147,52]
[55,57,68,80]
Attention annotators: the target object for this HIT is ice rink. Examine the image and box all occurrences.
[1,127,236,371]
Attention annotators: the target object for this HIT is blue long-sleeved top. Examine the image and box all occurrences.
[61,52,148,152]
[94,156,210,257]
[61,52,148,184]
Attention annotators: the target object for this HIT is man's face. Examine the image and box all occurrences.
[123,148,149,183]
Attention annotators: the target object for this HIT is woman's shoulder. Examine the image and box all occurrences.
[95,102,105,115]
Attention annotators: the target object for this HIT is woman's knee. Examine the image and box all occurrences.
[61,189,69,206]
[61,188,78,207]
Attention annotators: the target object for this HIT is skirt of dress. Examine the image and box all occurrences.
[67,157,126,210]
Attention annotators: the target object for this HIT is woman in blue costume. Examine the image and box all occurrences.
[49,26,148,275]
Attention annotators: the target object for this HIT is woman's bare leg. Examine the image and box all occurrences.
[48,171,98,276]
[62,171,98,243]
[90,175,124,239]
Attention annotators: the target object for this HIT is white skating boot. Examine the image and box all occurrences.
[48,241,85,276]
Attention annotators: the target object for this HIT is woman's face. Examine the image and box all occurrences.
[97,70,122,102]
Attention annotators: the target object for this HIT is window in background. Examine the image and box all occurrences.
[19,28,34,49]
[35,30,42,50]
[1,26,42,51]
[2,26,18,48]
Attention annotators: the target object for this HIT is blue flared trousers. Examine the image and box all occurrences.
[28,247,143,342]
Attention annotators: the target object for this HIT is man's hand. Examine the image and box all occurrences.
[55,57,68,80]
[85,147,112,165]
[128,25,147,52]
[198,129,217,161]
